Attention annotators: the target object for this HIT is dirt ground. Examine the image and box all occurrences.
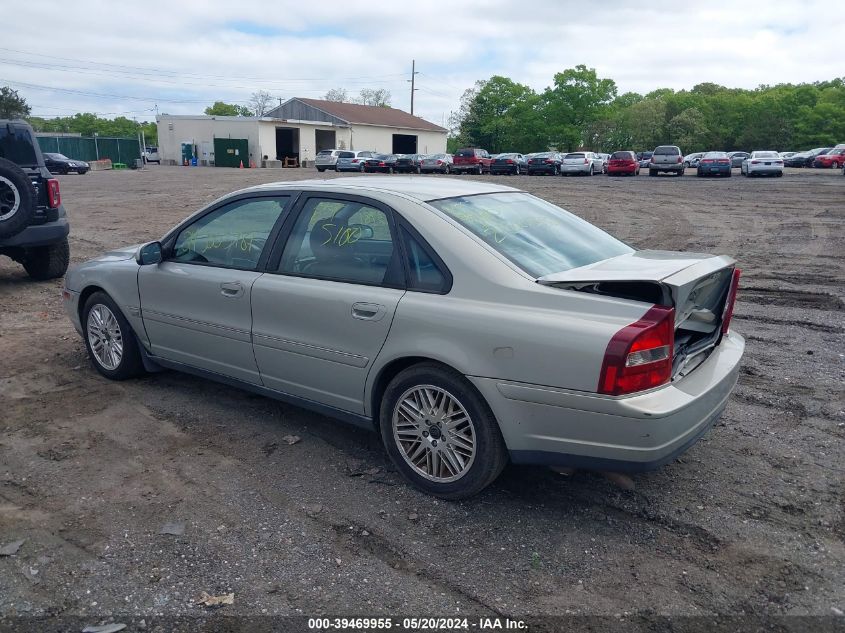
[0,166,843,628]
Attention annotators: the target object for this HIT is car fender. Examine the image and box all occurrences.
[65,254,147,346]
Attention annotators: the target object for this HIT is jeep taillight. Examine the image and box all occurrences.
[598,306,675,396]
[721,268,741,335]
[47,178,61,208]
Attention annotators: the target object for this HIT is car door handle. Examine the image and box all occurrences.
[351,302,386,321]
[220,281,244,298]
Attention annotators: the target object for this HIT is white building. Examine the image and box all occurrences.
[156,98,447,167]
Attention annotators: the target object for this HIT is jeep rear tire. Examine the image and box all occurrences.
[0,157,36,239]
[22,237,70,280]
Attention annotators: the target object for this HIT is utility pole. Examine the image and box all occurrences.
[278,97,283,107]
[408,60,419,115]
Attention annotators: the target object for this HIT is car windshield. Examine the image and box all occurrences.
[753,151,779,158]
[654,146,680,155]
[610,151,632,159]
[497,153,518,159]
[564,153,584,159]
[455,149,475,157]
[703,152,728,158]
[0,126,38,166]
[374,154,392,160]
[317,150,333,156]
[429,192,633,277]
[46,153,70,160]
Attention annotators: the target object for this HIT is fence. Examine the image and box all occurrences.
[36,136,142,166]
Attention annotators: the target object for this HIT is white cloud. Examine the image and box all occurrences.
[2,1,843,122]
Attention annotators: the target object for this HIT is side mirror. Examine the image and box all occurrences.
[136,241,163,265]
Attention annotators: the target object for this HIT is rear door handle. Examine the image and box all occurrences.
[220,281,244,298]
[352,302,386,321]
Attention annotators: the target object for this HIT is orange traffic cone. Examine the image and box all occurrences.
[250,159,256,169]
[239,160,244,169]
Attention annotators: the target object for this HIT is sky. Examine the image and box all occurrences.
[3,1,844,126]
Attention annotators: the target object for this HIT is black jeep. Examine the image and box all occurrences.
[0,119,70,279]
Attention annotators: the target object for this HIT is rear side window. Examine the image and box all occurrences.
[654,146,680,155]
[610,151,632,160]
[0,127,38,166]
[400,227,449,293]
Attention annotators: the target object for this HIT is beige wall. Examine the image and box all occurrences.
[349,126,446,154]
[159,116,446,166]
[157,116,262,165]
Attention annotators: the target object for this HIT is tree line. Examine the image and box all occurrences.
[449,66,845,154]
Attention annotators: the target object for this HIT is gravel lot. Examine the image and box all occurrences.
[1,166,843,628]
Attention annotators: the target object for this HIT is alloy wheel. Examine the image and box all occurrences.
[0,176,21,221]
[87,304,124,370]
[392,385,476,483]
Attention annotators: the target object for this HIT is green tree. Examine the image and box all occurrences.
[668,107,709,152]
[357,88,391,107]
[204,101,252,116]
[324,88,348,103]
[0,86,31,119]
[542,65,618,151]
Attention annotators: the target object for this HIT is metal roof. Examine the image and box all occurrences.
[266,98,447,133]
[244,176,520,202]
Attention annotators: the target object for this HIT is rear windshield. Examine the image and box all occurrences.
[0,126,38,166]
[703,152,728,158]
[753,151,779,158]
[610,151,633,159]
[429,192,633,277]
[564,153,584,159]
[338,151,355,159]
[317,150,333,156]
[654,146,680,155]
[534,152,556,158]
[455,149,476,157]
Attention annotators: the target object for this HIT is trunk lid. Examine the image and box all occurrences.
[538,250,737,377]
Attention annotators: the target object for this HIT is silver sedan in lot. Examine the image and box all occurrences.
[63,178,744,499]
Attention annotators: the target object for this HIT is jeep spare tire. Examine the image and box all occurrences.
[0,157,35,238]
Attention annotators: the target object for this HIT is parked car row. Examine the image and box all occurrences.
[316,143,844,178]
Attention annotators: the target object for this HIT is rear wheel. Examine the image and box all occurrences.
[317,168,325,173]
[832,161,840,169]
[588,165,594,176]
[82,291,145,380]
[21,237,70,280]
[379,363,507,500]
[359,164,365,172]
[476,165,483,175]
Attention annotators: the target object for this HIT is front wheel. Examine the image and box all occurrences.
[379,363,508,500]
[832,162,840,169]
[445,166,451,174]
[317,168,325,173]
[82,291,145,380]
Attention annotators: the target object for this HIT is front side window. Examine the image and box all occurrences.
[279,197,398,286]
[430,192,632,278]
[172,196,289,269]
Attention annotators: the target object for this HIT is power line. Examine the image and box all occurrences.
[0,46,408,83]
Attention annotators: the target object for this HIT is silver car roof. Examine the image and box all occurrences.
[241,177,521,202]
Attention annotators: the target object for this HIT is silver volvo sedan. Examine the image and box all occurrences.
[63,178,744,499]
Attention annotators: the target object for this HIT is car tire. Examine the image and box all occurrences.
[359,164,365,172]
[648,169,656,177]
[832,162,840,169]
[82,291,145,381]
[21,237,70,280]
[379,363,508,500]
[317,168,325,173]
[445,166,451,174]
[0,157,37,239]
[476,165,483,175]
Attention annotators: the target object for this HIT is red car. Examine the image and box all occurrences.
[606,151,640,176]
[452,148,493,175]
[813,148,845,169]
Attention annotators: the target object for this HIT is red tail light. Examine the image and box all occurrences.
[46,178,61,208]
[507,159,514,164]
[701,159,713,164]
[583,158,589,164]
[436,160,443,165]
[751,160,760,164]
[721,268,741,335]
[545,159,553,164]
[677,156,683,163]
[378,162,385,167]
[598,306,675,396]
